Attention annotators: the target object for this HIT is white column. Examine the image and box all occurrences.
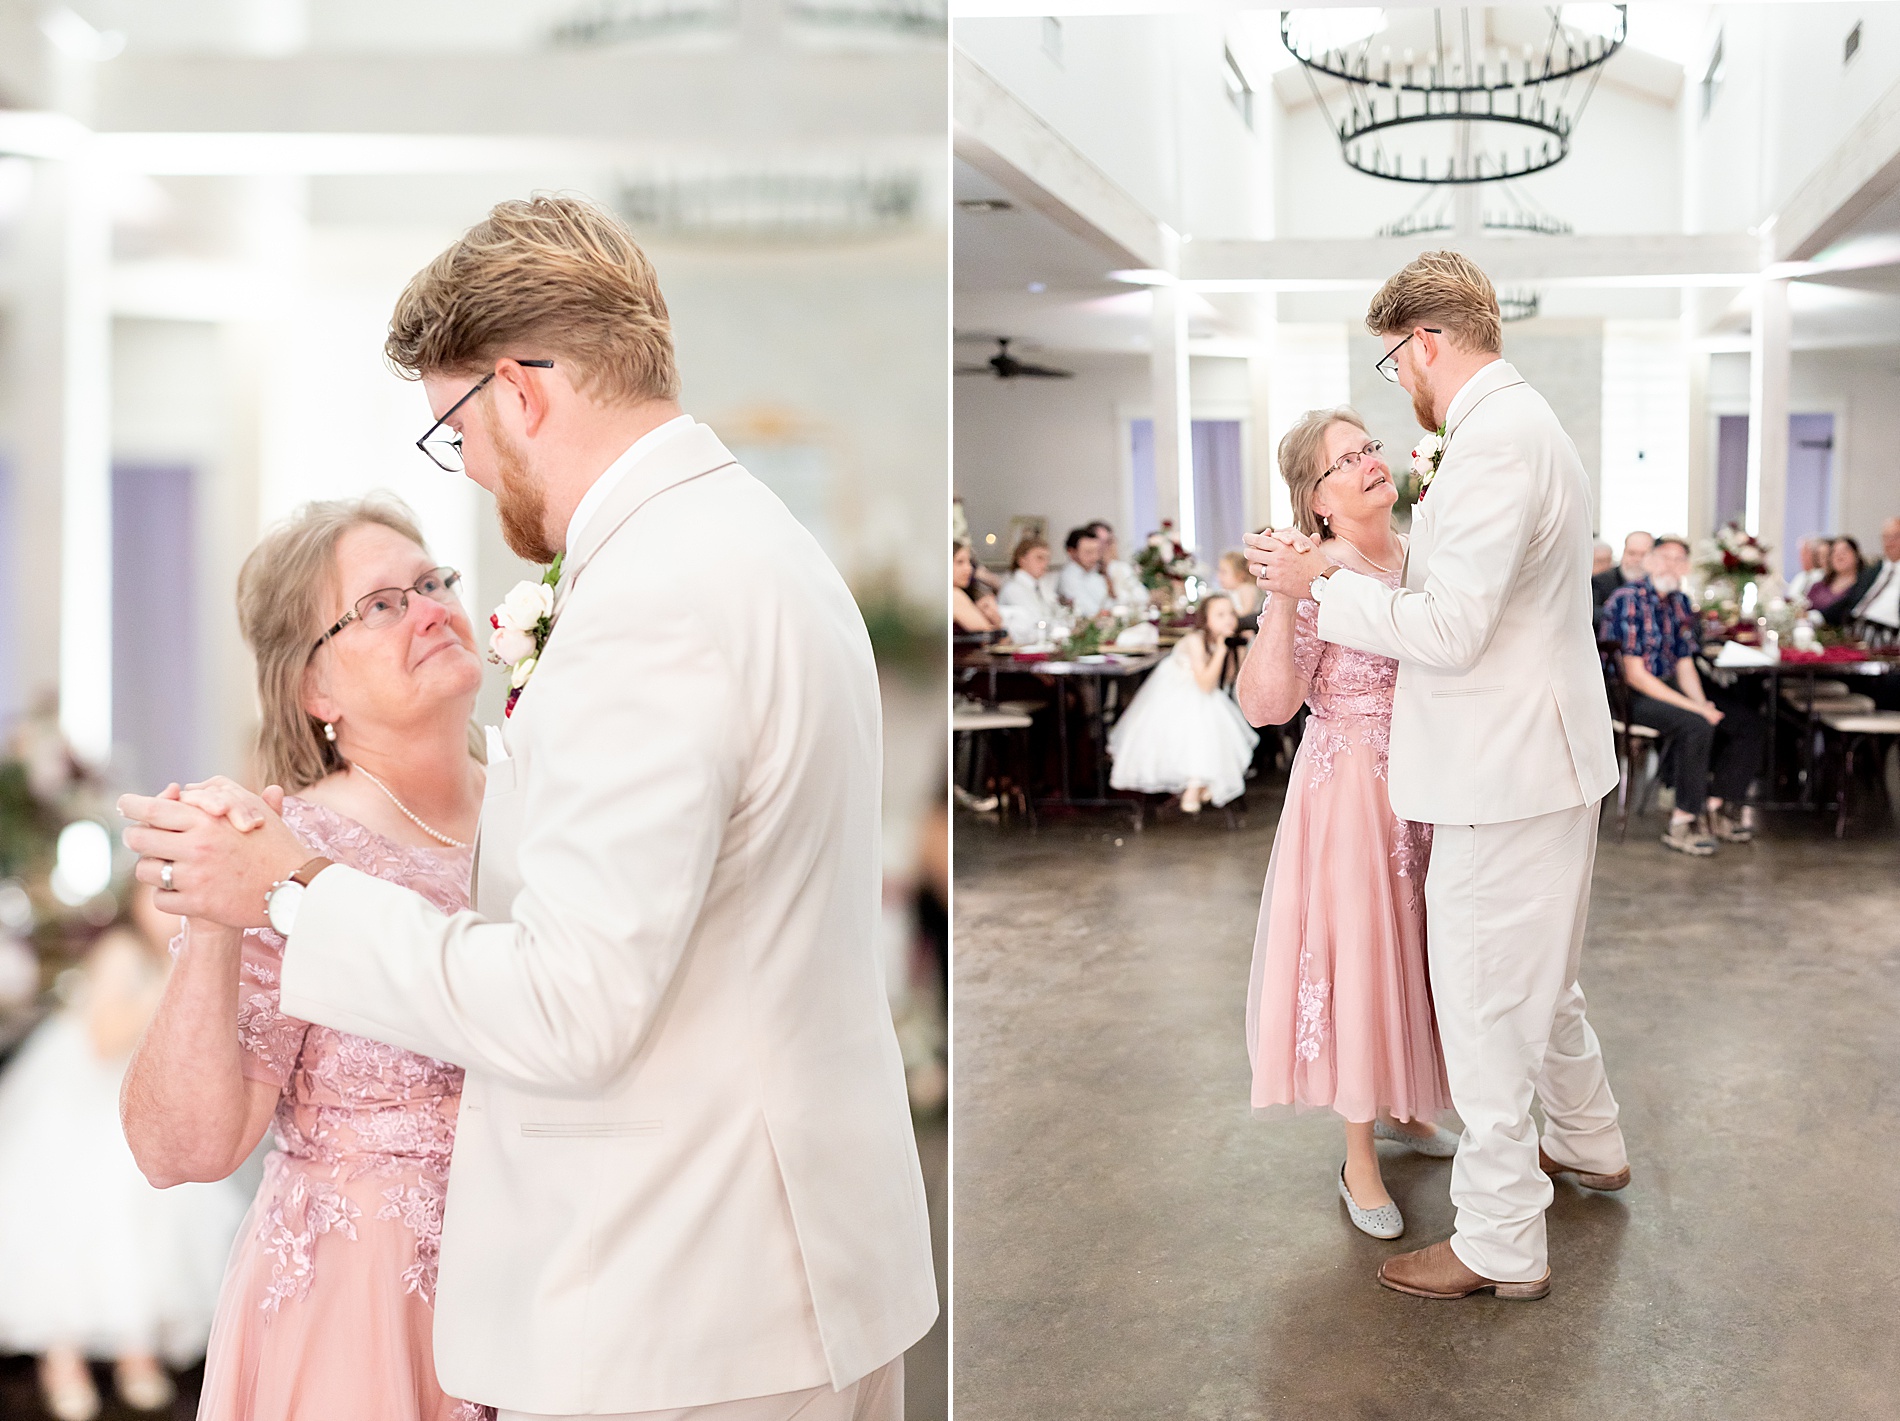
[1745,278,1790,569]
[1150,281,1193,558]
[1246,292,1283,531]
[1683,322,1712,543]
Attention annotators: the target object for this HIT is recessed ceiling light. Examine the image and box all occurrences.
[958,198,1013,214]
[1027,281,1046,293]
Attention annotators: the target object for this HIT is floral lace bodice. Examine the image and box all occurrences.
[232,798,473,1318]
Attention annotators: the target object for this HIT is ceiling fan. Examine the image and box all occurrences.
[955,337,1073,380]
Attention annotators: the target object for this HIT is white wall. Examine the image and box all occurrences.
[955,352,1251,565]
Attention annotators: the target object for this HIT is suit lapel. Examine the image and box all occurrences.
[551,424,740,618]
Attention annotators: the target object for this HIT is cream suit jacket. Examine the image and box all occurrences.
[278,424,938,1414]
[1315,360,1618,825]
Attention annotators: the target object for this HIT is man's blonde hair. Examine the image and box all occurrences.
[386,194,679,405]
[1364,250,1503,354]
[1277,407,1371,540]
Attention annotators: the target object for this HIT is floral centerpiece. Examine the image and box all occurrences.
[1692,524,1772,626]
[1134,522,1196,593]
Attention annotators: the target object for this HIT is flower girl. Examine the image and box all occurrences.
[1108,594,1259,811]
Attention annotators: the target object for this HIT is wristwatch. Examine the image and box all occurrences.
[265,857,335,937]
[1309,565,1339,602]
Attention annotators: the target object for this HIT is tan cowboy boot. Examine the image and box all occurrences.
[1377,1239,1550,1300]
[1539,1145,1632,1192]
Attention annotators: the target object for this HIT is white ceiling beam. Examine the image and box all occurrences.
[1179,233,1765,287]
[1769,70,1900,263]
[953,49,1169,272]
[89,50,945,144]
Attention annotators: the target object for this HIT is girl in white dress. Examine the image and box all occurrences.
[1108,594,1260,811]
[0,886,246,1420]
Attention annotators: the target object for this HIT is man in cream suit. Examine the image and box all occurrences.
[1252,251,1630,1301]
[122,197,936,1416]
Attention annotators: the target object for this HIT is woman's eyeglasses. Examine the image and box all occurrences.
[1320,441,1384,481]
[311,568,462,655]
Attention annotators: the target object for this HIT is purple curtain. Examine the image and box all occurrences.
[113,463,201,789]
[1191,420,1244,568]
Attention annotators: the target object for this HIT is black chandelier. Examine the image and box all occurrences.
[1374,178,1573,239]
[1282,6,1627,185]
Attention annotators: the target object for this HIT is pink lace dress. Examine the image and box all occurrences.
[194,798,491,1421]
[1244,571,1451,1124]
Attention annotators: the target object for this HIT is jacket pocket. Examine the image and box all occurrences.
[519,1120,661,1139]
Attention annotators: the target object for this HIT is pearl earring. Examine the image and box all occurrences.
[323,722,337,743]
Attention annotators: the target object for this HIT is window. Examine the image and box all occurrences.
[1041,15,1062,65]
[1700,29,1725,121]
[1222,45,1253,129]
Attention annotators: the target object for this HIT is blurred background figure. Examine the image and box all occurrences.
[1592,539,1616,578]
[0,0,948,1413]
[953,540,1004,635]
[1216,550,1262,619]
[0,879,245,1421]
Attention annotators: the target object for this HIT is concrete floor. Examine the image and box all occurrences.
[953,787,1900,1420]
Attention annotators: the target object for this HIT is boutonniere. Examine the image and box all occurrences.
[1411,427,1447,503]
[487,554,563,718]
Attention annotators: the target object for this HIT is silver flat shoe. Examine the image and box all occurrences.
[1373,1118,1460,1158]
[1338,1163,1404,1239]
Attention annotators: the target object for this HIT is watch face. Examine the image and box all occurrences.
[267,880,305,937]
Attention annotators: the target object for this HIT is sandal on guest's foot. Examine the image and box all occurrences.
[39,1357,100,1421]
[1337,1163,1404,1239]
[115,1359,175,1413]
[1708,806,1754,843]
[1373,1118,1460,1158]
[1660,817,1716,856]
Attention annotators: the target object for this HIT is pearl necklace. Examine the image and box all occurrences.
[1333,534,1403,575]
[351,765,470,849]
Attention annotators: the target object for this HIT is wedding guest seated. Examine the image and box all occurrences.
[1057,526,1110,618]
[954,540,1005,635]
[1603,536,1767,855]
[1592,529,1652,610]
[1787,535,1830,600]
[1811,536,1875,622]
[1842,516,1900,649]
[1086,520,1149,609]
[1592,540,1615,577]
[996,534,1063,642]
[1216,551,1263,618]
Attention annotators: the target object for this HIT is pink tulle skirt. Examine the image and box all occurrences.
[1246,717,1451,1123]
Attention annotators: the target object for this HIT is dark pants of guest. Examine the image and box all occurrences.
[1629,689,1768,818]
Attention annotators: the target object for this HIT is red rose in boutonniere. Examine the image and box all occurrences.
[1410,427,1447,503]
[487,553,563,718]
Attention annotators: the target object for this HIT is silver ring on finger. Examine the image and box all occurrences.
[160,861,175,893]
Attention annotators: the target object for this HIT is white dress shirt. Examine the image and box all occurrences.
[1057,561,1110,618]
[563,414,697,554]
[1853,558,1900,629]
[996,568,1063,642]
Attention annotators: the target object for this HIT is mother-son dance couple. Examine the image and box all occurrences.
[1243,250,1631,1300]
[116,196,936,1419]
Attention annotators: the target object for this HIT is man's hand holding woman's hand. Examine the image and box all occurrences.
[1244,527,1331,602]
[118,777,304,930]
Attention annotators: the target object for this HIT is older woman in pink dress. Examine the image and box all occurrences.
[1237,408,1455,1241]
[122,498,491,1420]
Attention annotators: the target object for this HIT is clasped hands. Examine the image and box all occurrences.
[119,778,305,931]
[1244,527,1337,601]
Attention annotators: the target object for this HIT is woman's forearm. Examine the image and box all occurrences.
[121,921,271,1187]
[1236,600,1307,726]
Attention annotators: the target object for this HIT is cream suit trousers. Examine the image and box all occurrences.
[1427,803,1628,1283]
[497,1357,902,1421]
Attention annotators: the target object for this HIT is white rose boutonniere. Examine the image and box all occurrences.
[487,554,563,717]
[1410,427,1447,503]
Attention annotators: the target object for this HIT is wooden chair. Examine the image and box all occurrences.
[1600,640,1664,842]
[1816,708,1900,837]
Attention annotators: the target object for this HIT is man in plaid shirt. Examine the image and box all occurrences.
[1602,536,1767,855]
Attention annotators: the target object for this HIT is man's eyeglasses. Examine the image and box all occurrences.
[312,568,463,655]
[416,360,555,472]
[1320,440,1384,481]
[1375,328,1442,383]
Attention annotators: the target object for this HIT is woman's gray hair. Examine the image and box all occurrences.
[236,495,480,792]
[1277,407,1370,540]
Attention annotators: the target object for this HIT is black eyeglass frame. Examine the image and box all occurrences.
[311,568,464,656]
[415,359,556,472]
[1319,439,1385,482]
[1375,328,1442,384]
